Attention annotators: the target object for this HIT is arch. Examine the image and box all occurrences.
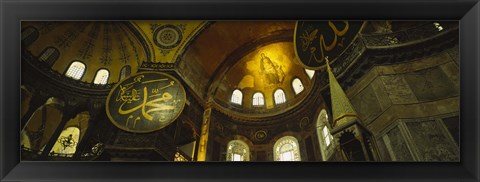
[305,69,315,79]
[21,26,39,47]
[49,111,91,157]
[273,88,286,105]
[38,47,60,66]
[65,61,86,80]
[21,97,65,153]
[50,127,81,156]
[339,131,366,161]
[93,68,110,85]
[231,89,243,105]
[119,65,132,81]
[274,136,301,161]
[291,78,304,95]
[252,92,265,106]
[316,109,334,161]
[226,140,250,161]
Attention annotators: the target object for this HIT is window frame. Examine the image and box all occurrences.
[291,77,304,95]
[273,88,287,105]
[252,91,265,107]
[92,68,110,85]
[274,136,301,161]
[64,60,87,81]
[230,89,243,105]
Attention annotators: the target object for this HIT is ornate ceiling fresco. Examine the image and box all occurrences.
[214,42,313,110]
[130,21,208,63]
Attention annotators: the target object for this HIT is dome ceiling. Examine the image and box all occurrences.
[176,21,296,99]
[22,21,148,84]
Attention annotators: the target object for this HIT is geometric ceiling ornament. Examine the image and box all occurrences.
[294,21,365,70]
[153,24,183,50]
[106,72,186,133]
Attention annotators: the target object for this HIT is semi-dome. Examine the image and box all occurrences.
[214,41,315,117]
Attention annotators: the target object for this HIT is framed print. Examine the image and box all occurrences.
[1,0,479,181]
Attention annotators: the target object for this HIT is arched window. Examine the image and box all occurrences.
[38,47,60,66]
[21,97,65,153]
[316,109,334,161]
[50,127,80,157]
[252,92,265,106]
[21,26,39,47]
[119,65,131,81]
[274,89,286,105]
[231,89,243,105]
[305,69,315,79]
[433,22,444,31]
[65,61,86,80]
[292,78,304,95]
[226,140,250,161]
[274,136,301,161]
[93,69,109,85]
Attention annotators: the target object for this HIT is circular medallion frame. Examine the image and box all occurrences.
[106,71,186,133]
[153,24,183,49]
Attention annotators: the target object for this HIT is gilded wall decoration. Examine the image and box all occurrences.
[54,22,88,49]
[299,117,310,129]
[100,23,113,66]
[106,72,186,133]
[254,130,267,141]
[152,24,184,55]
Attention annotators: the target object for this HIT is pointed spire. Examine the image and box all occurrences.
[325,57,359,128]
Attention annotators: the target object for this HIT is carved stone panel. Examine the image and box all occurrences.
[405,120,459,161]
[351,85,382,125]
[403,67,458,102]
[386,126,414,161]
[376,138,392,161]
[370,77,392,110]
[381,75,418,104]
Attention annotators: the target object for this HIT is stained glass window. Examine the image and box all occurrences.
[274,136,301,161]
[226,140,249,161]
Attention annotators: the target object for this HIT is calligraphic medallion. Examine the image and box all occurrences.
[294,21,365,70]
[106,72,186,133]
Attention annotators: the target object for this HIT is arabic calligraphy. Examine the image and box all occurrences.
[295,21,365,69]
[106,72,186,133]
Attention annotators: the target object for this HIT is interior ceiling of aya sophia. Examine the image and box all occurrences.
[20,20,460,162]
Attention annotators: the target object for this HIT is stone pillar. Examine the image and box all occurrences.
[73,112,97,159]
[196,98,213,161]
[21,92,48,129]
[21,85,33,118]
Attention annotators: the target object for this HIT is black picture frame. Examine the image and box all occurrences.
[1,0,479,181]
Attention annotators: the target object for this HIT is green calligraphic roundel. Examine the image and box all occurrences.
[294,21,365,70]
[106,72,186,133]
